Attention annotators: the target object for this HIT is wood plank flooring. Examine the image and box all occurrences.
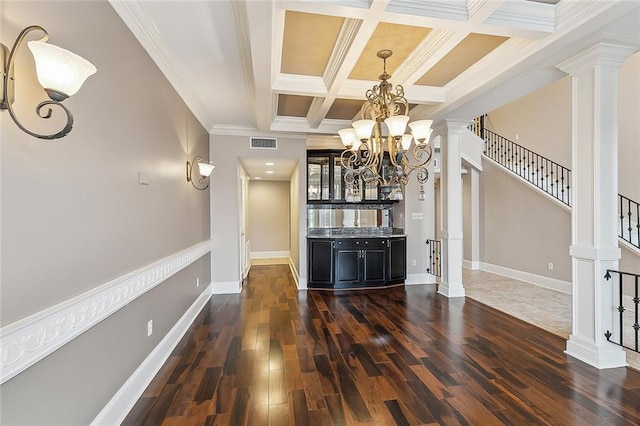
[123,265,640,425]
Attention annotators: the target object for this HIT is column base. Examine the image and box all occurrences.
[565,334,627,369]
[438,282,466,298]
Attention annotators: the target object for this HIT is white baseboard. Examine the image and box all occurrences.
[478,262,572,294]
[565,334,627,369]
[288,258,307,290]
[405,273,436,285]
[463,259,481,270]
[211,280,241,294]
[250,251,290,259]
[91,283,213,425]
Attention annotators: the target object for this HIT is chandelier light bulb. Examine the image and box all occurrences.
[338,128,358,147]
[409,119,433,144]
[400,134,413,150]
[352,119,375,142]
[384,115,410,137]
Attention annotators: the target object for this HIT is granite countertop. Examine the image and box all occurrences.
[307,229,406,239]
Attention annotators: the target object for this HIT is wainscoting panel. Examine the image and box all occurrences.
[0,240,212,385]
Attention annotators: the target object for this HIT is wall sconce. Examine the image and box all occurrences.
[1,25,97,140]
[186,155,214,190]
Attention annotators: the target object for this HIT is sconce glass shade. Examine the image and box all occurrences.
[27,40,96,100]
[338,128,357,147]
[409,119,433,144]
[352,119,375,142]
[384,115,409,137]
[198,162,215,177]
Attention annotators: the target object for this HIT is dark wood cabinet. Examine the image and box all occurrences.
[334,239,387,286]
[308,236,405,289]
[388,237,407,283]
[308,239,334,285]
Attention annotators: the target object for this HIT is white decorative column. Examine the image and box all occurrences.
[558,41,636,369]
[436,120,468,298]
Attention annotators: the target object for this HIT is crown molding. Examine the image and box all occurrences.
[108,1,214,130]
[386,0,468,21]
[484,0,555,33]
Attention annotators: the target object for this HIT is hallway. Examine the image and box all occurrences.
[124,265,640,425]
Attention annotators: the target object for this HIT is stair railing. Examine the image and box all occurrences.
[619,194,640,249]
[483,129,571,206]
[604,269,640,354]
[426,239,441,277]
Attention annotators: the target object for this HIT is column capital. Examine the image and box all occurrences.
[432,118,472,138]
[557,39,637,76]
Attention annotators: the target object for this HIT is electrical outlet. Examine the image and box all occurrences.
[147,320,153,337]
[411,213,423,220]
[411,259,417,267]
[196,277,200,288]
[515,134,520,140]
[547,262,554,271]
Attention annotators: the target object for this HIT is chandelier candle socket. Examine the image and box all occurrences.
[338,49,434,201]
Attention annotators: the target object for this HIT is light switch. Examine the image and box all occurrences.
[138,171,149,185]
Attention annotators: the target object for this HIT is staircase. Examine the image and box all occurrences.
[470,116,640,250]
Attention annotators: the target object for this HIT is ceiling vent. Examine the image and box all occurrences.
[250,137,277,150]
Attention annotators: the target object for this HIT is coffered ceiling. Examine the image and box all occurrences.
[111,0,639,143]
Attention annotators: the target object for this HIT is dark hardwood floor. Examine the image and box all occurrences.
[123,265,640,425]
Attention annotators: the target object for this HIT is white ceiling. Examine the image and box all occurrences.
[109,0,640,179]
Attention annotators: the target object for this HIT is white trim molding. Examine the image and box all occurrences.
[405,273,437,285]
[0,240,212,385]
[476,261,572,294]
[250,251,291,259]
[211,280,241,294]
[91,283,213,425]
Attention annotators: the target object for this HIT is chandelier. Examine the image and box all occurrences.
[338,49,434,201]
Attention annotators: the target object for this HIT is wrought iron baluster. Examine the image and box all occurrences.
[635,274,639,352]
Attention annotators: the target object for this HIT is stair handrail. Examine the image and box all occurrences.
[482,128,572,206]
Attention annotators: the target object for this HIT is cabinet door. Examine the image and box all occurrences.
[362,248,386,284]
[388,237,406,283]
[308,239,333,284]
[335,249,360,284]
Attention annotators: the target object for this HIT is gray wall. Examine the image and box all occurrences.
[1,1,210,424]
[248,180,290,253]
[480,161,572,281]
[619,51,640,203]
[483,54,640,278]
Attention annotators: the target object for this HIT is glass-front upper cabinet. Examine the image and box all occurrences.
[308,156,330,201]
[308,150,391,203]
